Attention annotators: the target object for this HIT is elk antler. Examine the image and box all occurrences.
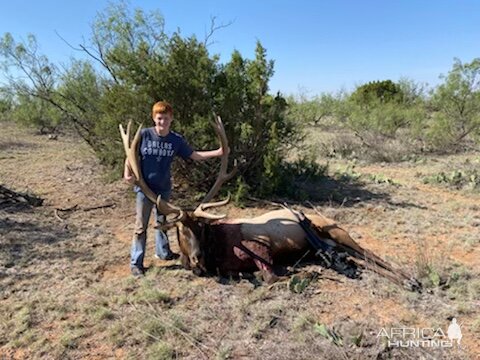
[119,120,185,222]
[192,114,237,219]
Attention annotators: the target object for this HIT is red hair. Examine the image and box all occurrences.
[152,101,173,118]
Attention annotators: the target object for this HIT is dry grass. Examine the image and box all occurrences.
[0,121,479,359]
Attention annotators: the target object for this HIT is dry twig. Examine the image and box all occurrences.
[53,202,116,221]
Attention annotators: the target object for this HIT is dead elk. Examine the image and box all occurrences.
[120,115,421,291]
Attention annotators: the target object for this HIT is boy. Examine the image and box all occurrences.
[124,101,224,276]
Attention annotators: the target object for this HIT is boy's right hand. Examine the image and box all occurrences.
[124,159,136,184]
[124,174,136,184]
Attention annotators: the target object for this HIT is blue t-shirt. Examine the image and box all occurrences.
[134,128,193,196]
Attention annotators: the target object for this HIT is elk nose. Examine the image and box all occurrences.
[192,267,204,276]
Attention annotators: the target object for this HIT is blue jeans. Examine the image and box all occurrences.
[130,191,173,269]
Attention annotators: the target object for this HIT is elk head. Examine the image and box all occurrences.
[120,114,236,275]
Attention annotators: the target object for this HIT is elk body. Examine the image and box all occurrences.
[176,208,419,288]
[120,116,420,290]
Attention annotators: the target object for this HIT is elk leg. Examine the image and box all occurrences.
[235,240,278,284]
[253,258,279,284]
[180,253,191,270]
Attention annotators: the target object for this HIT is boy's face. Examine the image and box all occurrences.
[153,112,173,133]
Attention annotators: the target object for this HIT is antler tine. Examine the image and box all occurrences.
[193,114,236,219]
[119,120,184,223]
[199,195,231,210]
[193,195,231,220]
[201,114,237,203]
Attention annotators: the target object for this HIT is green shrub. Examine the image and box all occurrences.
[10,94,63,134]
[428,58,480,150]
[423,169,480,190]
[367,173,398,185]
[333,163,362,183]
[350,80,404,106]
[0,87,12,121]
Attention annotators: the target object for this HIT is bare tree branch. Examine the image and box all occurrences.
[203,16,234,48]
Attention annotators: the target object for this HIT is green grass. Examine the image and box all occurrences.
[92,306,115,321]
[143,318,167,343]
[132,287,172,305]
[215,345,233,360]
[146,341,175,360]
[59,329,84,350]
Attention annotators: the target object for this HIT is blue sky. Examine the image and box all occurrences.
[1,0,479,96]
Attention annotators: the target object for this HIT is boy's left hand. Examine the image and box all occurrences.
[219,147,230,156]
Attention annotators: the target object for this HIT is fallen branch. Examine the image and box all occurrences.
[53,202,116,221]
[82,203,116,212]
[0,184,43,207]
[54,209,65,222]
[55,204,79,212]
